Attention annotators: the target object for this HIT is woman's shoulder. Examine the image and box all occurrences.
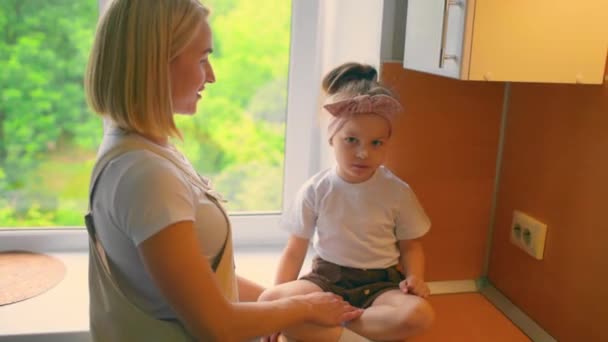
[112,148,178,171]
[103,149,190,191]
[98,131,185,176]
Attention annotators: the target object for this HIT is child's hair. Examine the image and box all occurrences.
[321,63,402,143]
[321,62,395,100]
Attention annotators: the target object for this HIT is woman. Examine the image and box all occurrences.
[84,0,363,340]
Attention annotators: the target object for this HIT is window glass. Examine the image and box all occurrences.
[0,0,291,229]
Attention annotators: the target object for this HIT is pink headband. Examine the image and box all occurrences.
[323,94,403,142]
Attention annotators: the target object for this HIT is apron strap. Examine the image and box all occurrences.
[85,136,229,276]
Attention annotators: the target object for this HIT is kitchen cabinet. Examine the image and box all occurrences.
[403,0,608,84]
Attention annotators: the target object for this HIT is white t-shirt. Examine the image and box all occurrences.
[280,166,430,269]
[92,128,229,319]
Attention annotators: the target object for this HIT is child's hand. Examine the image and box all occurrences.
[399,275,430,298]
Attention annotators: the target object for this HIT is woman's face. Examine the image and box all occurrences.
[169,20,215,114]
[332,114,391,183]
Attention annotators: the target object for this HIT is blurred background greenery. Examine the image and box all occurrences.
[0,0,291,228]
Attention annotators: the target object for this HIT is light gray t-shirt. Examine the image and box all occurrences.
[92,128,228,319]
[280,166,430,269]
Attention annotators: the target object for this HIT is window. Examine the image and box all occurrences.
[0,0,100,228]
[0,0,323,246]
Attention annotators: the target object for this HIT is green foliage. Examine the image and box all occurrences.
[0,0,292,228]
[0,0,99,226]
[214,161,284,212]
[175,0,291,210]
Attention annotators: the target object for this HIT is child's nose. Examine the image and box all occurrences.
[355,147,368,159]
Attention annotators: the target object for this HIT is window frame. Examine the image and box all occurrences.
[0,0,324,249]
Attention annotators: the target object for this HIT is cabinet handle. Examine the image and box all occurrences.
[439,0,463,68]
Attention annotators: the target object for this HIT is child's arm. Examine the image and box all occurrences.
[398,239,430,298]
[274,235,310,285]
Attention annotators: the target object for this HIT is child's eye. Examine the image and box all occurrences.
[345,137,358,144]
[372,140,384,147]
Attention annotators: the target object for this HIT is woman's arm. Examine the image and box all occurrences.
[274,235,310,285]
[237,275,265,302]
[138,221,360,341]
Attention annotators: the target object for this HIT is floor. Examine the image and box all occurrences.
[235,249,531,342]
[0,247,531,341]
[410,293,530,342]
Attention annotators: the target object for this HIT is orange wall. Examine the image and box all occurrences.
[381,63,504,280]
[488,64,608,341]
[382,58,608,340]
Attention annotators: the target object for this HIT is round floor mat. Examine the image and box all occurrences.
[0,250,66,306]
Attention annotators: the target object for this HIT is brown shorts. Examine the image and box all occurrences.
[300,257,404,308]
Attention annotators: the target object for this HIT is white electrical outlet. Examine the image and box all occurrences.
[510,210,547,260]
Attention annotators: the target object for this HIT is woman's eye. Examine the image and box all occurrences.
[345,137,357,144]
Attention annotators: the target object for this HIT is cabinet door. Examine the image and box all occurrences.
[468,0,608,84]
[403,0,467,79]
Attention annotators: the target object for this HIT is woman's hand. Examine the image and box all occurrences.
[399,275,430,298]
[260,292,362,341]
[295,292,364,326]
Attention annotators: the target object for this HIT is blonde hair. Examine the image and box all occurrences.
[322,62,395,102]
[85,0,209,140]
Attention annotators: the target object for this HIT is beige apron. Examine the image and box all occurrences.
[85,136,238,341]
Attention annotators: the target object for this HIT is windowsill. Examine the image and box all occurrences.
[0,218,290,340]
[0,246,306,341]
[0,223,304,342]
[0,252,90,341]
[0,229,477,341]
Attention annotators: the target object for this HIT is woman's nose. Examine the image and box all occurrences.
[206,62,216,83]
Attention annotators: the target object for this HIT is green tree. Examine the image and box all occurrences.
[0,0,99,224]
[0,0,292,226]
[177,0,291,211]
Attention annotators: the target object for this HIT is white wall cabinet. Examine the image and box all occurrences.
[403,0,608,84]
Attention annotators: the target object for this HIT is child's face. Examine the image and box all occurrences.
[331,114,391,183]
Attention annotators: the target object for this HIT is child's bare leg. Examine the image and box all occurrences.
[346,290,434,341]
[258,280,343,342]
